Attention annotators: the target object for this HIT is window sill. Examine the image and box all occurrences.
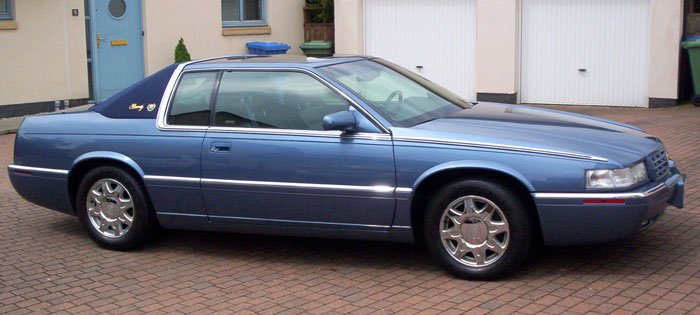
[0,20,18,30]
[222,25,271,36]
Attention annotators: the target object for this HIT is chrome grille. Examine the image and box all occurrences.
[650,148,670,180]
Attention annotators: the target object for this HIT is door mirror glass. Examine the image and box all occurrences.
[323,111,357,132]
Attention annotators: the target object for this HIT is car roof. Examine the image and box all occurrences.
[184,54,371,70]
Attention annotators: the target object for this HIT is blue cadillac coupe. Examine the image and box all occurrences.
[8,55,685,279]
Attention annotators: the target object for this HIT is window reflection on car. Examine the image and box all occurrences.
[319,59,472,127]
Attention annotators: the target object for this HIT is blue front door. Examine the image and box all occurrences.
[91,0,144,102]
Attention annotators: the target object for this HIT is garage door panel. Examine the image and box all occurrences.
[521,0,649,107]
[364,0,476,99]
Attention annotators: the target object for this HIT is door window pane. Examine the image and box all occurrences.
[168,72,218,126]
[0,0,7,14]
[214,71,349,130]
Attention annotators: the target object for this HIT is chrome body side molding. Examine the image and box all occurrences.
[534,174,683,199]
[205,127,392,141]
[393,136,608,162]
[8,165,69,175]
[145,175,413,194]
[201,178,397,193]
[143,175,200,183]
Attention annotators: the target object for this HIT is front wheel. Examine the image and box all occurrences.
[76,166,157,250]
[424,179,535,280]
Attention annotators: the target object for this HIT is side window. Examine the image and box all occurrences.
[0,0,12,20]
[213,71,349,130]
[167,72,218,126]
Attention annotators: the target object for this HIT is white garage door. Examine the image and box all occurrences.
[364,0,476,99]
[521,0,650,107]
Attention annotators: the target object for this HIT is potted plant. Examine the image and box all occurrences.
[174,38,191,63]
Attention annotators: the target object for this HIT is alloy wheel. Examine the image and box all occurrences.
[439,195,510,267]
[86,178,135,238]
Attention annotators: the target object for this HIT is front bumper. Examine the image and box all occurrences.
[532,166,685,246]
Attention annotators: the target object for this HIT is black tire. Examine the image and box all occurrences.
[76,166,157,251]
[423,179,535,280]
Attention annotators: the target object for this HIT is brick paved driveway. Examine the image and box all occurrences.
[1,105,700,314]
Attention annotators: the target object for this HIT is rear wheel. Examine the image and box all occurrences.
[424,179,534,280]
[76,166,157,250]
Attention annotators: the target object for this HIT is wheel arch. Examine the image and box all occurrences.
[67,152,147,213]
[408,161,541,244]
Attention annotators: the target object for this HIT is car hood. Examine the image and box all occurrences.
[398,102,662,166]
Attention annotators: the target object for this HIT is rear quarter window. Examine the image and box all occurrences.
[167,71,218,126]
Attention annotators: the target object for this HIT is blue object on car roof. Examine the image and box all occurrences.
[246,41,291,55]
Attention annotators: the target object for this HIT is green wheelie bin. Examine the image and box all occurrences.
[300,40,334,57]
[681,39,700,106]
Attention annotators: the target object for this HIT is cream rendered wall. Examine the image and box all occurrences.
[475,0,519,97]
[142,0,305,75]
[334,0,363,54]
[0,0,88,106]
[648,0,683,101]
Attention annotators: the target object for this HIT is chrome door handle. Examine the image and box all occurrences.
[210,142,231,153]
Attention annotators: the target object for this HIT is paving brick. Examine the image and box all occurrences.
[2,105,700,313]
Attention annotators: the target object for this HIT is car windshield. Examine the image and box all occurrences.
[318,59,472,127]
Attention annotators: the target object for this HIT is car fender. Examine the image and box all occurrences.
[410,160,535,193]
[70,151,146,178]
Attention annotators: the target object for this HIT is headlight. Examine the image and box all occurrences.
[585,162,648,189]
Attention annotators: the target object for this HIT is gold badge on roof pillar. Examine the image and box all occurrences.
[129,103,144,111]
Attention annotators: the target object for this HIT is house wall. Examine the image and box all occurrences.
[475,0,519,103]
[0,0,305,115]
[143,0,305,75]
[334,0,364,55]
[0,0,89,107]
[335,0,684,107]
[648,0,684,106]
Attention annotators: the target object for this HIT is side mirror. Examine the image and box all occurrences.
[322,111,357,132]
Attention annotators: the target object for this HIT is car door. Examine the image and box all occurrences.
[147,70,218,218]
[201,69,397,230]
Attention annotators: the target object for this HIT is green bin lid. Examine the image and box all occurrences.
[681,39,700,49]
[300,40,333,49]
